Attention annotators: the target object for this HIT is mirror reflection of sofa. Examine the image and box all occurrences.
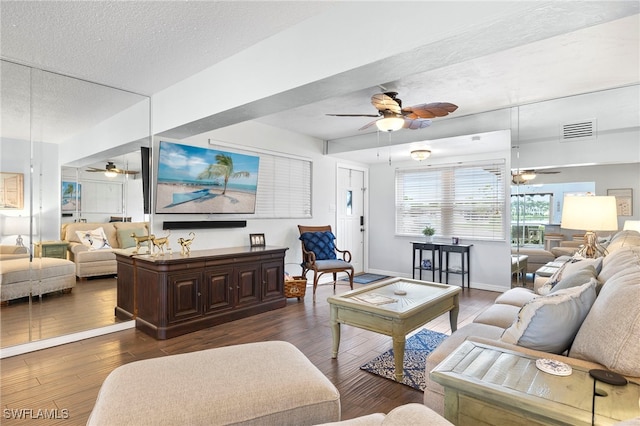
[0,245,76,303]
[60,221,150,279]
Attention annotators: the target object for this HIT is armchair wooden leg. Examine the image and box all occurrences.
[332,273,338,290]
[313,272,320,303]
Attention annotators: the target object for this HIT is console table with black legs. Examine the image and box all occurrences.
[411,241,473,289]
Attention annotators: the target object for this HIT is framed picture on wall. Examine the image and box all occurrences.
[61,181,81,212]
[607,188,633,216]
[250,233,265,247]
[0,172,24,209]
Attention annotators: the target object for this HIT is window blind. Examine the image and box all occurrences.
[254,154,312,218]
[395,160,506,240]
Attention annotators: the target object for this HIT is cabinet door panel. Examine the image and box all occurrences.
[262,260,283,300]
[168,272,201,323]
[236,264,260,306]
[204,267,233,313]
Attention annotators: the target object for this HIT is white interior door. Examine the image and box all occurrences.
[337,167,365,274]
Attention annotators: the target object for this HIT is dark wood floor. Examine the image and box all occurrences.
[1,280,499,425]
[1,277,124,348]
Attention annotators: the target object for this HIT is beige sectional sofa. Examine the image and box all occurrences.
[60,221,150,278]
[425,229,640,417]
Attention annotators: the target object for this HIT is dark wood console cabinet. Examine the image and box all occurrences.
[115,246,288,339]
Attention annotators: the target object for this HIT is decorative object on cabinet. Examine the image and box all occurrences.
[250,233,265,247]
[177,232,195,255]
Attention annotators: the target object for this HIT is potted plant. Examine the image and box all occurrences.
[422,225,435,242]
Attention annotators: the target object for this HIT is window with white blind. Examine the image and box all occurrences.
[254,154,312,218]
[395,160,506,240]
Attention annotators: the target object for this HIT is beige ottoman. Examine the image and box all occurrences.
[0,257,75,302]
[88,341,341,426]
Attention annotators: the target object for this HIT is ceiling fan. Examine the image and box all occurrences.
[327,92,458,132]
[86,161,139,177]
[511,169,560,184]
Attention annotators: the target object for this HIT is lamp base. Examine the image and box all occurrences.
[15,235,24,247]
[576,231,608,259]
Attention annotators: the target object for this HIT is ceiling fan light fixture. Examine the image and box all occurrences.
[376,116,405,132]
[521,171,536,181]
[410,149,431,161]
[104,170,118,178]
[104,162,118,177]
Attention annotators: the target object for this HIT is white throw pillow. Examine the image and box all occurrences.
[501,280,597,354]
[75,227,112,250]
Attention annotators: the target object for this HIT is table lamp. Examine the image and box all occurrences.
[561,196,618,258]
[3,215,32,247]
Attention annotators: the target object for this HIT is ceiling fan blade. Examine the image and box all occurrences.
[403,118,432,130]
[326,113,380,117]
[116,169,139,175]
[85,167,106,172]
[402,102,458,119]
[371,93,401,114]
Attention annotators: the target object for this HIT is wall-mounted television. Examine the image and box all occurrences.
[155,141,260,214]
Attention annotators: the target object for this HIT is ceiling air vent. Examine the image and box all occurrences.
[561,119,596,142]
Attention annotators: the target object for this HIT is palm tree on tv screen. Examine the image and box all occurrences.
[197,154,250,195]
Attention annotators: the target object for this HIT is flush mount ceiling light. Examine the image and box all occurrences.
[410,149,431,161]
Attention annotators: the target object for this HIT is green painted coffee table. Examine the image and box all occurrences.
[328,277,460,381]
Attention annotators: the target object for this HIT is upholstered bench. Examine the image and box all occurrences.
[88,341,341,425]
[510,254,528,284]
[0,257,75,303]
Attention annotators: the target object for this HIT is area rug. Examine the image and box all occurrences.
[360,329,448,391]
[342,273,390,284]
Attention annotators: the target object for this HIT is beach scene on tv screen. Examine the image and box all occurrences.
[155,141,259,214]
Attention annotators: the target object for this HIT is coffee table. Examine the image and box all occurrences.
[328,277,460,381]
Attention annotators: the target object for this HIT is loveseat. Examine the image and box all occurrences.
[60,221,150,278]
[425,229,640,418]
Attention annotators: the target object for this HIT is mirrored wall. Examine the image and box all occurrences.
[0,59,151,349]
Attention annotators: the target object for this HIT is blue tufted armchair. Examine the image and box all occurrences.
[298,225,354,301]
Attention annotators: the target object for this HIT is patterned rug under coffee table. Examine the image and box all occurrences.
[360,329,448,391]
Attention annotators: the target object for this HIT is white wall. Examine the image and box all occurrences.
[367,131,513,292]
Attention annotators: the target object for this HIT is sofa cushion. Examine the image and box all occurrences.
[546,257,602,287]
[75,227,112,250]
[494,287,537,307]
[64,222,118,247]
[570,258,640,377]
[116,227,147,249]
[473,304,522,329]
[300,231,337,260]
[501,280,597,354]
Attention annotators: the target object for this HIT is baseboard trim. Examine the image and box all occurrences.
[0,321,135,359]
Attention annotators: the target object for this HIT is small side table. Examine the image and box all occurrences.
[34,241,69,259]
[441,244,473,289]
[432,340,640,425]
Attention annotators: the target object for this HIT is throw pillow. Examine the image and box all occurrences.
[75,227,112,250]
[501,280,597,354]
[550,265,599,293]
[117,228,147,249]
[570,269,640,377]
[299,231,337,260]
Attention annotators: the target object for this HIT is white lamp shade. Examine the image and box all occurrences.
[623,220,640,232]
[3,215,31,235]
[561,196,618,231]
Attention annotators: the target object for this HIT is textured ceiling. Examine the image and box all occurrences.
[1,1,638,166]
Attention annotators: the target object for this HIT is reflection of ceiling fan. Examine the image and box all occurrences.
[327,92,458,132]
[86,161,139,177]
[511,169,560,184]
